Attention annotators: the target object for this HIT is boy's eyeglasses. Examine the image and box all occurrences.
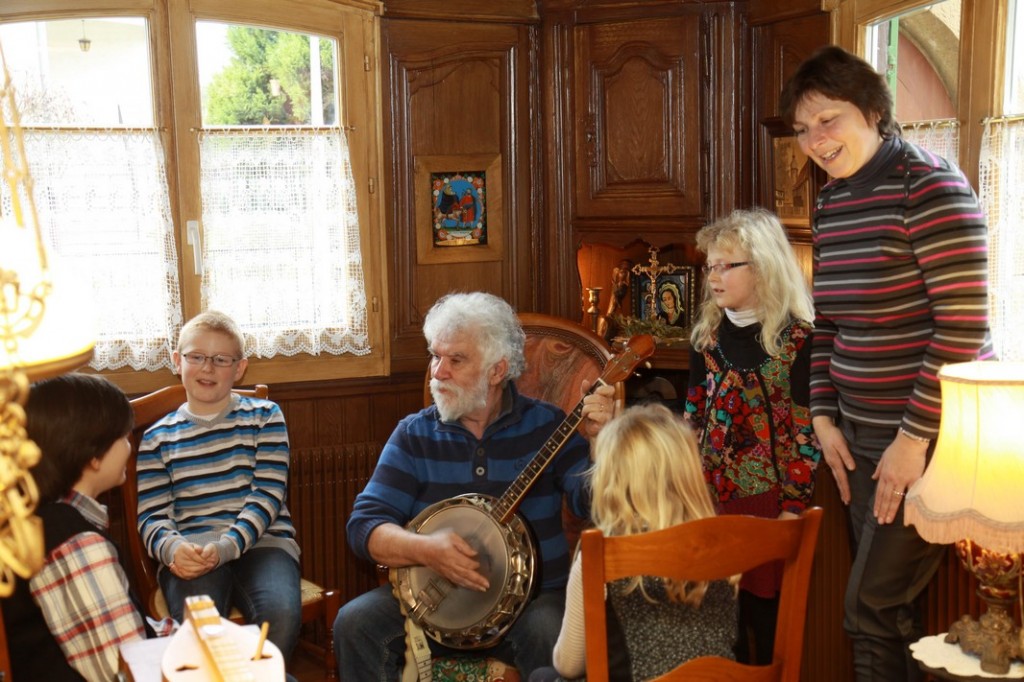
[181,352,240,368]
[701,261,750,275]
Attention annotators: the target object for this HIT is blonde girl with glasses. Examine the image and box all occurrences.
[685,208,820,666]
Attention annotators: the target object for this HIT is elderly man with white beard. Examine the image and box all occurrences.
[335,291,616,681]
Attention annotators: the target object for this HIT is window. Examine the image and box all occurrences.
[980,0,1024,361]
[0,0,386,391]
[840,0,1019,361]
[865,1,960,162]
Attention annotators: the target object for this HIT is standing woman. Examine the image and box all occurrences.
[780,45,993,681]
[685,208,820,665]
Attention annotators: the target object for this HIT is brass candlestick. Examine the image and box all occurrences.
[584,287,603,334]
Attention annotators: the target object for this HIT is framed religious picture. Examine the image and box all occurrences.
[632,266,696,330]
[760,117,823,242]
[414,154,504,265]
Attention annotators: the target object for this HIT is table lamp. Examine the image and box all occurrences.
[905,361,1024,675]
[1,41,95,597]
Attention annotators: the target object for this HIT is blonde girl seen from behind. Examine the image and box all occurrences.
[533,403,739,682]
[590,403,730,606]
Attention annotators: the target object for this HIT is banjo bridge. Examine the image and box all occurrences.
[410,577,452,619]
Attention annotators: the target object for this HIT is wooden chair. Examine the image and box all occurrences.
[122,383,341,680]
[410,312,622,682]
[581,507,824,682]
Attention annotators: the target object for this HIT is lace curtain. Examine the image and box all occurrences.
[197,127,369,358]
[979,118,1024,361]
[2,128,182,371]
[901,119,960,167]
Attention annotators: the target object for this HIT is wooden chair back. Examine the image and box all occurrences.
[122,383,340,679]
[581,507,824,682]
[422,311,623,415]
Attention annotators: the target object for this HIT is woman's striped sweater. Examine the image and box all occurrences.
[810,136,993,442]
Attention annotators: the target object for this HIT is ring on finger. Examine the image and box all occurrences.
[892,489,905,497]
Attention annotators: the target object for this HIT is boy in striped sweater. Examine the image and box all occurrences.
[136,310,301,662]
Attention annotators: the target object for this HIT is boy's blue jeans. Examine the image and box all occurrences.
[160,546,302,661]
[334,584,566,680]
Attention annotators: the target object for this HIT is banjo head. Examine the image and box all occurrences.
[391,494,536,649]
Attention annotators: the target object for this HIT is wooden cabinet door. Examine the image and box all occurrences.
[573,15,703,218]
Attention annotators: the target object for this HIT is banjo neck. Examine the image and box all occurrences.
[490,382,597,524]
[490,334,656,525]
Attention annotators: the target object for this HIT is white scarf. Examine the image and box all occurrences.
[725,307,759,327]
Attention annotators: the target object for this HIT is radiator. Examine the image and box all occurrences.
[289,442,383,604]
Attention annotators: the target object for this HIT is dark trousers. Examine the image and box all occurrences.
[736,589,778,665]
[841,420,945,682]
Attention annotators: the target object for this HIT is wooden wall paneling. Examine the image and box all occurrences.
[572,14,703,220]
[804,470,855,682]
[748,0,825,25]
[537,5,578,316]
[704,3,749,217]
[541,2,747,319]
[382,18,537,373]
[749,13,830,239]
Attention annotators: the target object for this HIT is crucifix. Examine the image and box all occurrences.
[631,246,687,320]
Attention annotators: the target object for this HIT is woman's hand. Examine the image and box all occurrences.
[813,416,855,505]
[872,432,929,525]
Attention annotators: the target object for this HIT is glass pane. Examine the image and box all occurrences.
[0,18,153,126]
[194,23,368,356]
[865,0,960,123]
[0,17,180,371]
[196,130,369,356]
[196,21,338,126]
[1007,0,1024,113]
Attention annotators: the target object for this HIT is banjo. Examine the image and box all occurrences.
[390,334,655,649]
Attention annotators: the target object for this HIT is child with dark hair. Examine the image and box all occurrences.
[2,373,170,681]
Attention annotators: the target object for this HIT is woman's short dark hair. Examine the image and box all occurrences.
[779,45,900,139]
[26,373,133,503]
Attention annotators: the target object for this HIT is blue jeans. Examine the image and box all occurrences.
[840,420,945,682]
[160,547,302,661]
[334,585,566,680]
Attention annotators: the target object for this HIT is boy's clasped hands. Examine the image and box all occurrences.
[169,542,219,579]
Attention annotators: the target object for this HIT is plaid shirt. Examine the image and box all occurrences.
[29,491,169,681]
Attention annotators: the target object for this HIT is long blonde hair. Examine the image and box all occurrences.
[690,208,813,355]
[590,403,728,606]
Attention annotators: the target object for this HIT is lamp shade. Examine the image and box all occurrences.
[0,216,95,380]
[905,361,1024,554]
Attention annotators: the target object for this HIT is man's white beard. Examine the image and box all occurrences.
[430,371,491,422]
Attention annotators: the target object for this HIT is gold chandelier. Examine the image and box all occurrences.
[0,39,95,596]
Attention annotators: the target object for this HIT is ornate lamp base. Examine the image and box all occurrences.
[945,539,1023,675]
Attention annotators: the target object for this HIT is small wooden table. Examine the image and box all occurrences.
[911,634,1024,681]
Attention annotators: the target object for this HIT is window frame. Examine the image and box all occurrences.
[829,0,1007,189]
[1,0,389,394]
